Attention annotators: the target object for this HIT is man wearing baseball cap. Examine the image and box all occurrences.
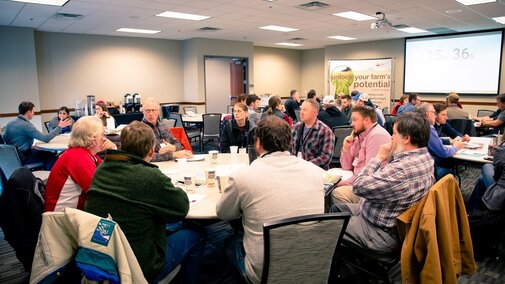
[354,93,385,127]
[317,95,349,129]
[446,92,469,120]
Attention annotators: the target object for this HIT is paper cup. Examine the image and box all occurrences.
[217,175,230,193]
[184,175,195,192]
[205,169,216,187]
[229,146,238,154]
[208,150,219,164]
[239,148,247,155]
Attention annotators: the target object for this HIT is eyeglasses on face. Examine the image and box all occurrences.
[144,109,159,113]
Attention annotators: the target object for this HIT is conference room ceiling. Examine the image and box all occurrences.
[1,0,504,49]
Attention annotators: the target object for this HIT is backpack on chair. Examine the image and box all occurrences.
[0,166,45,272]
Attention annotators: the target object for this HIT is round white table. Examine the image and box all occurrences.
[453,137,492,164]
[153,152,250,219]
[33,134,70,152]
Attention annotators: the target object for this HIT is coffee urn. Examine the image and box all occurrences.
[86,95,96,116]
[124,93,133,113]
[133,93,141,112]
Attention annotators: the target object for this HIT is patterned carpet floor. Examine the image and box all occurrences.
[1,161,504,283]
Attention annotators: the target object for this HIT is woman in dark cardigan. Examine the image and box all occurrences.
[220,103,255,153]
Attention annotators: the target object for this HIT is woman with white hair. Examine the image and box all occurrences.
[44,116,115,212]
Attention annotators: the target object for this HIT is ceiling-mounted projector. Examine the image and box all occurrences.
[371,12,392,29]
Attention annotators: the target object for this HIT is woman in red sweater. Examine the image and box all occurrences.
[44,116,115,212]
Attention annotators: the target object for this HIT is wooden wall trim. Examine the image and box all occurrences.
[0,100,495,118]
[0,102,206,118]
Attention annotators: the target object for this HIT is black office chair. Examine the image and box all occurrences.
[0,145,44,177]
[200,113,222,152]
[330,126,352,168]
[384,115,397,135]
[447,119,477,136]
[477,109,495,118]
[261,213,350,283]
[44,121,52,133]
[169,113,200,147]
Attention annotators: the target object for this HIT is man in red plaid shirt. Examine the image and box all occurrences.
[290,99,335,169]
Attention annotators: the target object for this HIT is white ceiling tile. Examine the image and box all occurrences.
[0,0,502,49]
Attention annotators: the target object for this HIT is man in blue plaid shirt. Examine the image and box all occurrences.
[332,112,435,255]
[290,99,335,169]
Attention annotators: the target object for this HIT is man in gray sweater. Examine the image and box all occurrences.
[216,116,325,283]
[3,101,72,170]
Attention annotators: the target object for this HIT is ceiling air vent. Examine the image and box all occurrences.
[392,24,408,29]
[298,1,330,10]
[53,13,83,20]
[426,27,457,34]
[288,37,306,41]
[197,27,221,32]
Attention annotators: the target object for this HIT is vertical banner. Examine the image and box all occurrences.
[328,58,393,109]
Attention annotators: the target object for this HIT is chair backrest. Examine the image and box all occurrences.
[44,121,52,133]
[384,115,397,135]
[294,109,301,123]
[0,167,44,271]
[398,174,477,283]
[332,126,353,161]
[477,109,495,118]
[226,105,234,114]
[160,118,177,128]
[262,213,350,284]
[183,106,197,115]
[202,113,222,137]
[0,144,23,181]
[169,113,184,127]
[161,105,180,119]
[30,208,148,283]
[447,119,477,136]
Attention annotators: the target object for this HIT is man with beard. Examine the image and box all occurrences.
[331,105,390,204]
[332,112,434,255]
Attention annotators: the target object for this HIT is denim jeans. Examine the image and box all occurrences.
[224,234,247,278]
[435,165,453,181]
[469,164,495,211]
[155,227,205,284]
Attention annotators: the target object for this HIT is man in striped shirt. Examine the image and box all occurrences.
[332,112,435,255]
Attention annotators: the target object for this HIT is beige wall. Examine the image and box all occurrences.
[1,26,504,122]
[0,27,42,131]
[253,46,302,98]
[35,32,184,111]
[301,48,325,99]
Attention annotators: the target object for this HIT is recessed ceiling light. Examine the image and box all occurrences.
[156,11,210,21]
[445,9,462,14]
[332,11,376,21]
[259,25,299,32]
[276,42,303,47]
[116,28,161,34]
[455,0,496,5]
[327,35,356,40]
[396,27,428,34]
[492,16,505,24]
[10,0,68,6]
